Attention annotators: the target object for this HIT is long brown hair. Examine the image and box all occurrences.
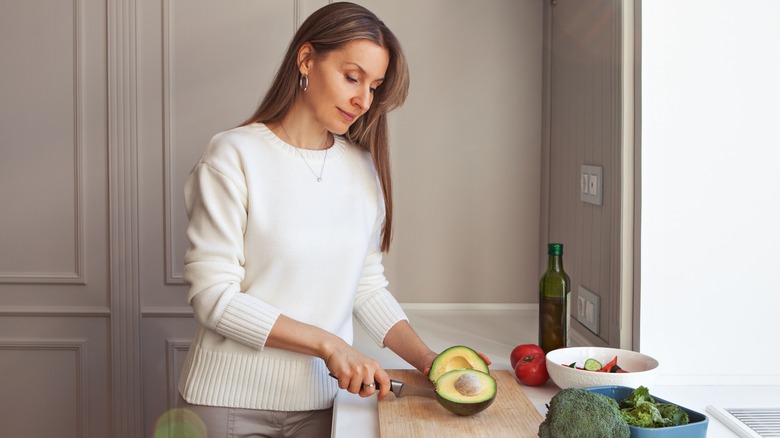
[241,2,409,252]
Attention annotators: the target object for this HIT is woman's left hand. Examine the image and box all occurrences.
[420,351,438,377]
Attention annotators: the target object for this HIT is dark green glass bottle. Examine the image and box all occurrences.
[538,243,571,353]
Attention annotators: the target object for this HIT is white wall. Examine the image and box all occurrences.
[641,0,780,384]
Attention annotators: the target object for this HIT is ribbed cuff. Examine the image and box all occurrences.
[216,293,282,350]
[353,290,408,347]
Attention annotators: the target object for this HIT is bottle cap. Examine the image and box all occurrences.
[548,243,563,255]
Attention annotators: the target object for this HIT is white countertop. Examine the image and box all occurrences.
[331,307,780,437]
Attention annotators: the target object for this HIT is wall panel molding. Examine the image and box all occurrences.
[162,0,183,285]
[72,0,86,285]
[0,306,111,317]
[165,339,190,410]
[0,0,86,285]
[141,307,192,317]
[0,339,89,436]
[108,0,142,435]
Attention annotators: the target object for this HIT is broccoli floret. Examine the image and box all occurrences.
[538,388,630,438]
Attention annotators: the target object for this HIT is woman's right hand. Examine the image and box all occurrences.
[324,342,391,400]
[265,315,392,398]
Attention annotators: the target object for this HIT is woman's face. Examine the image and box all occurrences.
[303,39,390,135]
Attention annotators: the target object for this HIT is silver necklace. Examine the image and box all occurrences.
[281,123,330,182]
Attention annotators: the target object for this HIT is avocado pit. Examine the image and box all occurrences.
[454,372,482,396]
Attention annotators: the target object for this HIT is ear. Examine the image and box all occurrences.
[297,42,315,75]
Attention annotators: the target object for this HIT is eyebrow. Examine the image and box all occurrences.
[345,62,385,83]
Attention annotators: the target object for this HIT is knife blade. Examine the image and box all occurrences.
[388,379,436,399]
[328,373,436,398]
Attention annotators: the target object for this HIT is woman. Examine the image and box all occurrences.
[177,3,475,437]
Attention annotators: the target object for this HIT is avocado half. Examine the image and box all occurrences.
[429,345,489,384]
[435,369,497,416]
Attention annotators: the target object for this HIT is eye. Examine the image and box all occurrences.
[369,87,377,94]
[345,75,358,83]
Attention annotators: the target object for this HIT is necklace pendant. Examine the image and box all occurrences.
[286,127,329,183]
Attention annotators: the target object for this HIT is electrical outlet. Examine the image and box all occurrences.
[581,173,590,194]
[580,165,603,205]
[576,285,600,335]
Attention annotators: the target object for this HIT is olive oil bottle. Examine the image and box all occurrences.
[538,243,571,353]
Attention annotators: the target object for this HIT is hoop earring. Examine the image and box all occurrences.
[299,74,309,92]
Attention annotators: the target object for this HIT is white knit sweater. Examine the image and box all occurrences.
[177,123,408,411]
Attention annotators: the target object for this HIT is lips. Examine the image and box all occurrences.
[338,108,357,123]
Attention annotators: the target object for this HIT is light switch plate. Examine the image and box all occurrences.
[580,165,603,205]
[576,285,600,335]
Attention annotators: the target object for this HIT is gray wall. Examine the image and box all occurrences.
[0,1,544,435]
[543,0,632,349]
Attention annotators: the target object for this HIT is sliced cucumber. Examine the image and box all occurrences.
[583,358,603,371]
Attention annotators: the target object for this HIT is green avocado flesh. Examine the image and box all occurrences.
[435,369,496,416]
[428,345,489,384]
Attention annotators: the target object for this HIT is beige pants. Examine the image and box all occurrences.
[163,396,333,438]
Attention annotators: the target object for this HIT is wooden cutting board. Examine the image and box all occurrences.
[378,370,543,438]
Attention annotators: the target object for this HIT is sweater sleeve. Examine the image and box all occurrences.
[352,249,408,347]
[352,181,408,347]
[182,153,281,351]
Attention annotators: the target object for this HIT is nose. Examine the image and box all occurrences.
[352,86,372,113]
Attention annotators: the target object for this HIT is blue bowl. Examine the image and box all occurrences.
[585,386,708,438]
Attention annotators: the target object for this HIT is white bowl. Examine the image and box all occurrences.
[545,347,659,389]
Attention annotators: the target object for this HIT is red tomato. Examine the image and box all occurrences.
[510,344,543,369]
[512,344,549,386]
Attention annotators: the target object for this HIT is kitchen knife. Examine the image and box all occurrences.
[328,373,436,399]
